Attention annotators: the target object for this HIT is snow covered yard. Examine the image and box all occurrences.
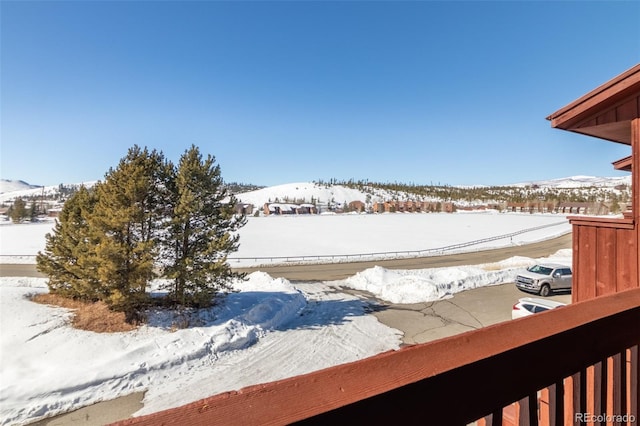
[0,212,574,425]
[0,274,402,425]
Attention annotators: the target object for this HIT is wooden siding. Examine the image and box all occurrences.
[571,216,638,303]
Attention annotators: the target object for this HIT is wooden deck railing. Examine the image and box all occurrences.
[115,288,640,426]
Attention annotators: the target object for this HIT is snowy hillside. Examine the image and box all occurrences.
[0,180,97,203]
[511,175,630,189]
[233,176,632,209]
[234,182,384,207]
[0,180,40,194]
[0,176,631,208]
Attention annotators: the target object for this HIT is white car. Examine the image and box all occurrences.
[511,297,566,319]
[515,263,572,297]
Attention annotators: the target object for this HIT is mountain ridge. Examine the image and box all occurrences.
[1,176,631,209]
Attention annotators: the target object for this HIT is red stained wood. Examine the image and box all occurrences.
[597,227,617,297]
[617,228,637,292]
[612,155,632,171]
[617,96,640,122]
[576,225,598,303]
[571,223,639,302]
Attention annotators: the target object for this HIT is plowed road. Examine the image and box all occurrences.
[233,233,572,280]
[1,233,572,280]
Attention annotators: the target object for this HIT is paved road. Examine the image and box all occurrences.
[365,281,572,346]
[0,263,47,277]
[232,233,572,280]
[0,233,572,280]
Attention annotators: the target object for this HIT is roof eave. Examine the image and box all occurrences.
[547,64,640,132]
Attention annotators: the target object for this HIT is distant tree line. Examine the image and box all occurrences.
[224,182,265,194]
[313,179,631,206]
[36,145,246,322]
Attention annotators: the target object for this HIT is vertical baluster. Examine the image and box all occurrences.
[612,352,625,426]
[548,380,568,426]
[491,408,502,426]
[520,392,539,426]
[593,359,607,426]
[573,369,587,425]
[555,380,565,426]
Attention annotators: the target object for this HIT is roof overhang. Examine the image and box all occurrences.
[613,155,632,172]
[547,64,640,145]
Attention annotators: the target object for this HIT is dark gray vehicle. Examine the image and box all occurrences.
[515,263,572,297]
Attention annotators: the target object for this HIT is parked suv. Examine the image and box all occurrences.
[515,263,572,297]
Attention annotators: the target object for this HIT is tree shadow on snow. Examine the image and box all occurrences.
[277,296,389,332]
[144,290,389,331]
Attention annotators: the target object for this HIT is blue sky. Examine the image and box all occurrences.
[1,1,639,187]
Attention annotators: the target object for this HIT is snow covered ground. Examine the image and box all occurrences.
[0,211,571,266]
[0,212,574,425]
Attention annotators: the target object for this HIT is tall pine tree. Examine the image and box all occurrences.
[89,146,169,314]
[164,145,246,307]
[36,185,103,300]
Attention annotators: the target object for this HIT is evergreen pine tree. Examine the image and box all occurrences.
[29,201,38,221]
[9,198,28,223]
[36,186,103,300]
[164,145,246,307]
[89,146,169,315]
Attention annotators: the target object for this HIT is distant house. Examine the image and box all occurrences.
[348,200,365,212]
[455,205,487,212]
[296,204,318,214]
[234,203,254,215]
[556,201,608,215]
[47,208,63,218]
[371,200,455,213]
[421,201,441,212]
[441,202,454,213]
[263,203,317,215]
[372,202,385,213]
[505,201,557,214]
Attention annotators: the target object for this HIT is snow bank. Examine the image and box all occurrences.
[340,251,572,304]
